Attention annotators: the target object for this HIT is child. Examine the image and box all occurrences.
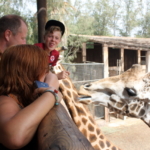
[34,20,69,80]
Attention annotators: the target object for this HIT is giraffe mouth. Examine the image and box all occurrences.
[78,96,92,104]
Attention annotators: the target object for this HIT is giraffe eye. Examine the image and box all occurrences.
[84,83,91,88]
[125,87,137,96]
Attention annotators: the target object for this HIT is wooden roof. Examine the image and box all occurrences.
[70,34,150,51]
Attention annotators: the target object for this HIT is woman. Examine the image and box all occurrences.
[0,45,62,149]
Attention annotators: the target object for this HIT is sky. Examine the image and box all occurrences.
[25,0,37,15]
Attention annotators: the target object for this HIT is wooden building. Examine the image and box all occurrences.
[71,35,150,77]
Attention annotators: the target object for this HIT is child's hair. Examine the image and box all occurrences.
[44,26,62,36]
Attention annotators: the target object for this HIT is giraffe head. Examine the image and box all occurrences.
[79,64,150,126]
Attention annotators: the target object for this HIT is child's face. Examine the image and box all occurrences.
[44,30,62,51]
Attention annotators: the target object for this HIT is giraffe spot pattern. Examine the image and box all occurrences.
[89,133,97,142]
[116,102,124,108]
[96,128,101,135]
[100,135,104,139]
[75,120,81,128]
[130,104,137,111]
[63,95,70,104]
[82,128,87,137]
[82,117,88,125]
[88,123,95,132]
[76,105,86,116]
[111,99,117,103]
[112,146,117,150]
[99,140,105,148]
[72,91,79,101]
[136,105,141,112]
[93,145,100,150]
[68,105,77,118]
[88,116,95,124]
[66,90,71,98]
[63,80,71,88]
[139,109,145,116]
[106,140,111,147]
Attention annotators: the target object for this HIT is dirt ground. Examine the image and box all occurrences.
[96,116,150,150]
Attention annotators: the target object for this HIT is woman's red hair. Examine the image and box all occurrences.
[0,44,49,106]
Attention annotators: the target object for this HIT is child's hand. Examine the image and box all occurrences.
[57,71,70,80]
[44,72,59,89]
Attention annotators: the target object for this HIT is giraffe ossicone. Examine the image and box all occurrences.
[79,64,150,127]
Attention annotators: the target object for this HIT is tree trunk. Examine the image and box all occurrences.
[37,0,47,43]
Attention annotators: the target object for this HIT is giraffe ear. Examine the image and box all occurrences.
[125,87,136,96]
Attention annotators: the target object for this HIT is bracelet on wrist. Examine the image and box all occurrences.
[42,89,59,106]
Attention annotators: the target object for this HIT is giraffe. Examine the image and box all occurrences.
[53,63,122,150]
[78,64,150,127]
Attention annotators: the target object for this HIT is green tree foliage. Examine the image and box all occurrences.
[67,0,94,35]
[92,0,113,35]
[109,0,122,36]
[63,35,88,63]
[1,0,150,62]
[136,0,150,37]
[26,14,38,44]
[118,0,140,36]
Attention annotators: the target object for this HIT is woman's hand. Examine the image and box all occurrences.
[34,87,62,103]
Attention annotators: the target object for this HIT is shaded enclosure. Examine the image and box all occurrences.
[71,35,150,77]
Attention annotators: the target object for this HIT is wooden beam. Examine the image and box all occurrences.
[37,103,94,150]
[82,43,86,62]
[120,48,124,72]
[102,44,109,78]
[102,44,109,122]
[90,42,149,51]
[146,51,150,73]
[137,50,141,64]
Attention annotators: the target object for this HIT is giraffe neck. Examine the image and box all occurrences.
[54,63,121,150]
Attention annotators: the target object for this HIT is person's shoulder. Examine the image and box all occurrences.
[51,50,59,55]
[34,43,45,49]
[0,95,20,108]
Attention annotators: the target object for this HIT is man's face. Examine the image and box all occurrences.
[44,30,61,52]
[8,20,28,47]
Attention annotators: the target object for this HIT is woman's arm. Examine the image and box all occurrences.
[0,90,61,149]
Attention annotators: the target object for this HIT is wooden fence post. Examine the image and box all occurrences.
[37,103,94,150]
